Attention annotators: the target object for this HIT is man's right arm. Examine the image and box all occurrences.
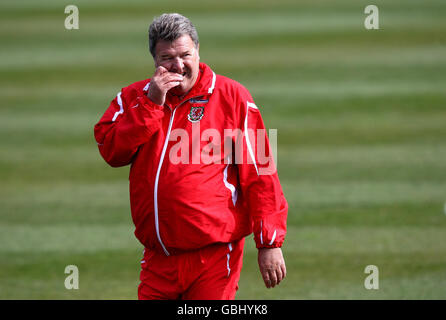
[94,86,164,167]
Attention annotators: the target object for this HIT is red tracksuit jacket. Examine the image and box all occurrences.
[94,62,288,255]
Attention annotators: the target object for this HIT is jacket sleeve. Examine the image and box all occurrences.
[235,86,288,249]
[94,86,164,167]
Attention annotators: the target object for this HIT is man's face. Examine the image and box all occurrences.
[154,34,200,96]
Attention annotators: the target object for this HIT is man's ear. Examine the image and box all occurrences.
[197,43,200,60]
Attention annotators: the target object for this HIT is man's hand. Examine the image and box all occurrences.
[147,66,183,106]
[258,247,286,288]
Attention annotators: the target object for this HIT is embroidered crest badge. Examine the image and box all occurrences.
[188,106,205,122]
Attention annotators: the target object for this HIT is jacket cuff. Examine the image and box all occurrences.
[256,242,283,249]
[253,208,287,249]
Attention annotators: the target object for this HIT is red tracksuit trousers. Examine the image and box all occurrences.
[138,238,245,300]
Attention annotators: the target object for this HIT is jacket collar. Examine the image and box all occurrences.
[192,62,216,96]
[169,62,216,104]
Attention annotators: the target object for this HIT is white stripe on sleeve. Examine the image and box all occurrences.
[268,230,277,246]
[112,92,124,122]
[226,243,233,277]
[223,163,238,206]
[208,72,216,94]
[244,102,259,175]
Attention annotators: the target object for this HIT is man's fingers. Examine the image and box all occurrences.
[281,263,287,280]
[275,265,286,287]
[154,66,168,76]
[262,270,271,288]
[162,74,184,85]
[268,269,278,288]
[275,266,283,285]
[262,267,281,288]
[147,70,183,105]
[162,81,180,91]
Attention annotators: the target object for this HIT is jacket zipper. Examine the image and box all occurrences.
[153,95,207,256]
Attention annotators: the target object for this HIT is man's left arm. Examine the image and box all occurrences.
[235,88,288,288]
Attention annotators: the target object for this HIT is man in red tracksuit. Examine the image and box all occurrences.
[94,13,288,300]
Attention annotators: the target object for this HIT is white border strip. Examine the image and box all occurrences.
[223,163,238,206]
[112,92,124,122]
[245,102,259,175]
[208,71,216,94]
[260,220,263,245]
[226,243,233,277]
[268,230,277,246]
[153,109,178,256]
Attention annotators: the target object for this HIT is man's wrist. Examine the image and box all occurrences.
[256,243,282,250]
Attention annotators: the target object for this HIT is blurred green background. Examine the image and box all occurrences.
[1,0,445,299]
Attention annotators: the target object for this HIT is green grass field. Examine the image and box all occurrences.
[1,0,445,299]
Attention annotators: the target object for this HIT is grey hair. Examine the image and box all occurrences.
[148,13,199,58]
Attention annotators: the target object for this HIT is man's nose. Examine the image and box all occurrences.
[170,58,184,73]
